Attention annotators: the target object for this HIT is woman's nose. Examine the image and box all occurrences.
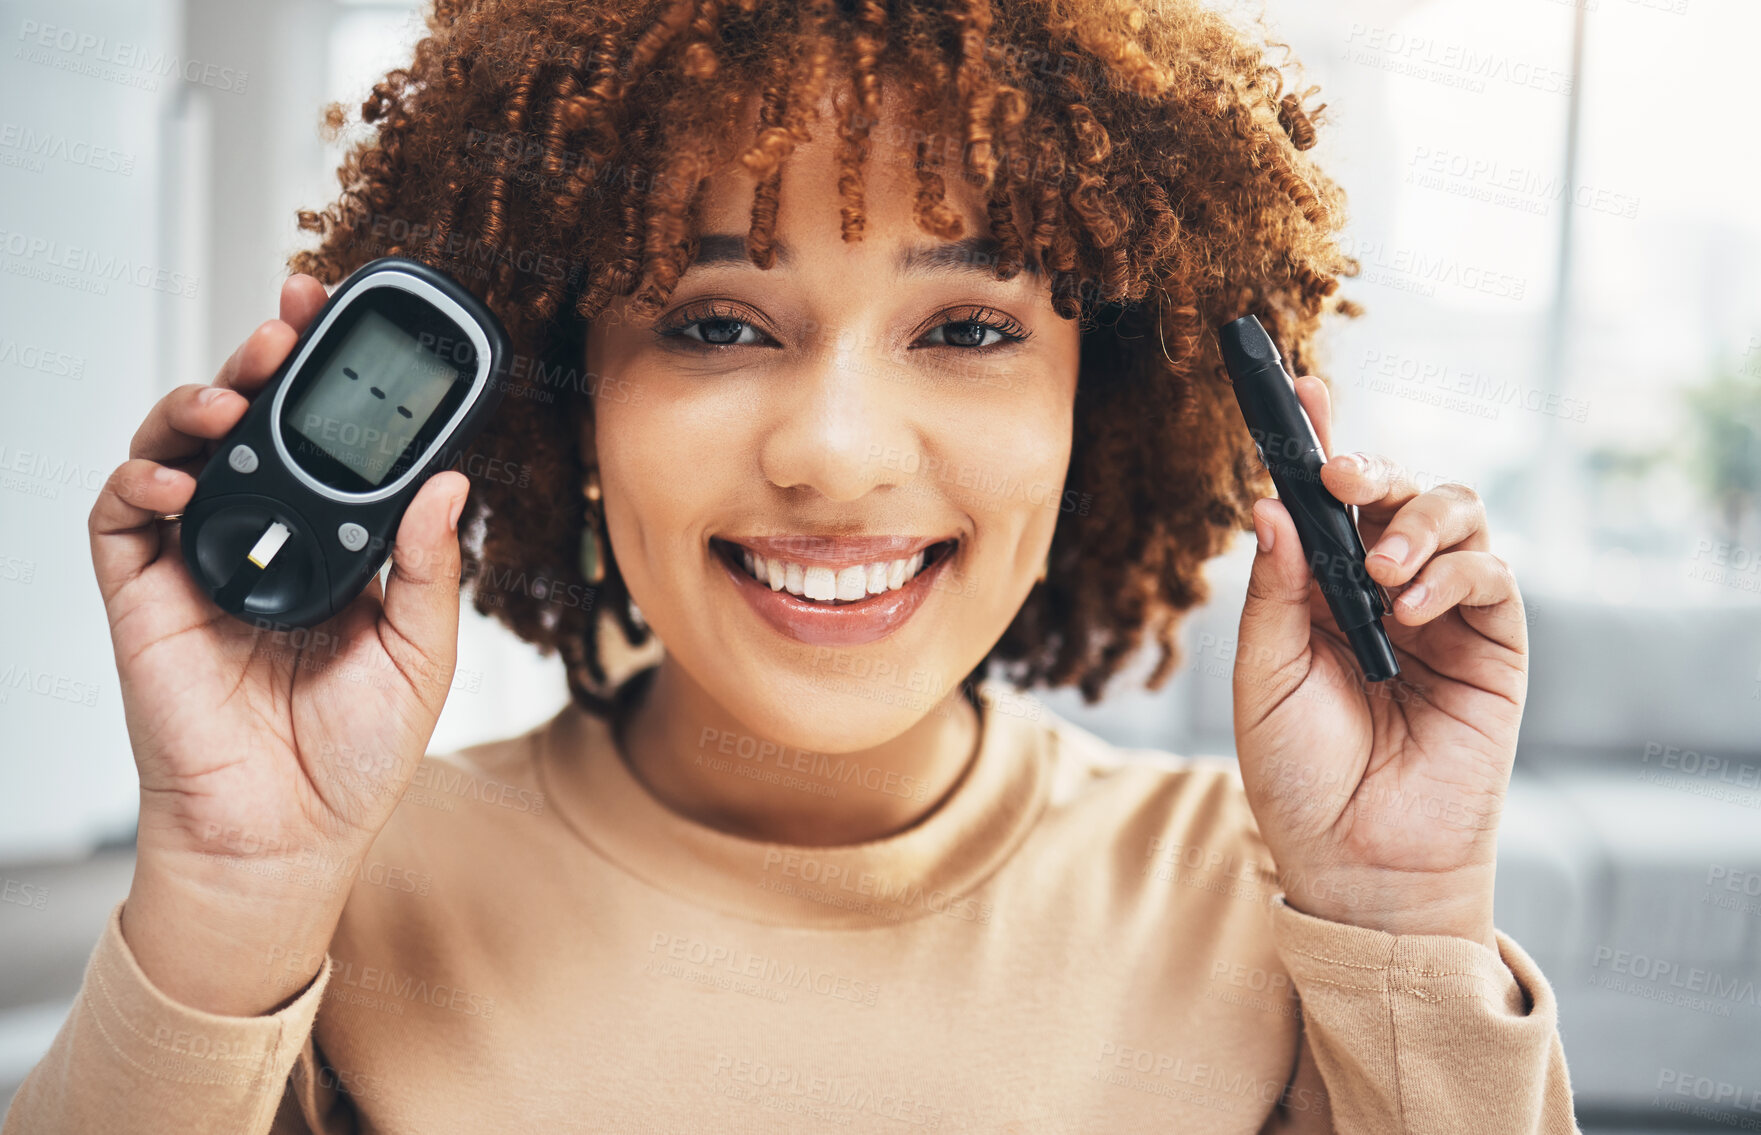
[756,336,920,504]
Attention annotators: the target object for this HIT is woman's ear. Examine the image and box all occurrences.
[579,404,597,463]
[568,331,599,467]
[577,316,613,469]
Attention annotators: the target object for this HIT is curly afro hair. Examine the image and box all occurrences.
[289,0,1361,720]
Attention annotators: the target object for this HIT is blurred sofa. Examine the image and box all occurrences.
[1044,578,1761,1112]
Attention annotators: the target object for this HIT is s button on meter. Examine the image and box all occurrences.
[337,522,370,552]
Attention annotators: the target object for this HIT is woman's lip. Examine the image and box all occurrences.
[712,538,958,647]
[714,533,954,568]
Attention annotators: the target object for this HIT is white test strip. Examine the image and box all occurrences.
[245,521,292,569]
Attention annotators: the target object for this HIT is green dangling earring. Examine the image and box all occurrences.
[579,467,606,585]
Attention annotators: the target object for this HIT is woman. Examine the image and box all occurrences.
[11,0,1576,1131]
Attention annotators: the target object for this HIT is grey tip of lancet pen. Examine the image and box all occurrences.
[1219,314,1280,377]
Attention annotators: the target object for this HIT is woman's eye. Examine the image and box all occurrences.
[653,301,777,351]
[654,304,1028,353]
[925,321,1000,348]
[916,310,1030,351]
[663,316,768,348]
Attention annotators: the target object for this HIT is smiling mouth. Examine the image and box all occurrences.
[709,537,959,606]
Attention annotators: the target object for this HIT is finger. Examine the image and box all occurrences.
[1234,496,1315,726]
[1318,449,1428,519]
[213,318,301,396]
[129,383,250,464]
[1390,549,1526,655]
[1362,482,1491,587]
[1292,376,1333,459]
[279,273,329,332]
[375,472,471,709]
[88,459,196,601]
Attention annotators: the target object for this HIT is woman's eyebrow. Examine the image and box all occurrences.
[898,235,1043,280]
[688,232,1041,280]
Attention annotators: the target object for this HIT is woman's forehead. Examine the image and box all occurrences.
[687,75,996,252]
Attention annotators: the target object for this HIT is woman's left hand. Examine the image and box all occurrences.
[1232,376,1528,953]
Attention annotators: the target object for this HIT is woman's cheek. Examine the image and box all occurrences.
[941,397,1072,612]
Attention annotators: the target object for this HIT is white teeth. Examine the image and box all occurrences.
[803,565,837,601]
[730,543,948,604]
[834,565,868,601]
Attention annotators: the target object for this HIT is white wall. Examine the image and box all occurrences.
[1,0,190,857]
[0,0,567,859]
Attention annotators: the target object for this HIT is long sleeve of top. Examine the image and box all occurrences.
[3,680,1579,1134]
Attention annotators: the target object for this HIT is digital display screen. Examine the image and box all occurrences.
[285,309,462,488]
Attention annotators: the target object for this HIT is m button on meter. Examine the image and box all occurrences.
[337,522,370,552]
[227,444,259,474]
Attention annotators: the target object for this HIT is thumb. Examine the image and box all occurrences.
[1235,497,1316,716]
[379,471,469,697]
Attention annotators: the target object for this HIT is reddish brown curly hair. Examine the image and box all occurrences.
[289,0,1361,719]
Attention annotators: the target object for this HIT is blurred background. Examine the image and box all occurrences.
[3,0,1759,1128]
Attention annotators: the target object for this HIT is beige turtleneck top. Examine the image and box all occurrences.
[3,676,1578,1133]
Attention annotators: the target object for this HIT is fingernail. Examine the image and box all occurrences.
[153,466,180,484]
[447,492,466,532]
[1400,582,1429,609]
[198,386,226,406]
[1253,509,1275,553]
[1342,451,1369,474]
[1372,533,1410,567]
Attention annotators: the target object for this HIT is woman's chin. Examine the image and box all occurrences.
[715,668,963,756]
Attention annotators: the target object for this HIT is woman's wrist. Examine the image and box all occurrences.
[1279,866,1499,953]
[121,853,348,1017]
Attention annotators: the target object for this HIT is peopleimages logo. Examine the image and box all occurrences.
[647,931,881,1007]
[1589,946,1760,1017]
[0,337,84,379]
[1333,235,1527,301]
[0,230,198,298]
[406,762,546,815]
[0,123,135,176]
[1654,1067,1761,1122]
[1634,742,1761,788]
[0,663,100,707]
[1342,24,1572,95]
[14,19,248,93]
[698,726,931,803]
[757,850,993,923]
[327,959,495,1018]
[1094,1042,1328,1116]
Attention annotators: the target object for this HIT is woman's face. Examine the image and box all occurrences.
[587,85,1082,752]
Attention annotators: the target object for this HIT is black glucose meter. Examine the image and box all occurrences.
[179,256,510,628]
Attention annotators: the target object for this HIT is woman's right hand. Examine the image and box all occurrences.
[89,273,472,1015]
